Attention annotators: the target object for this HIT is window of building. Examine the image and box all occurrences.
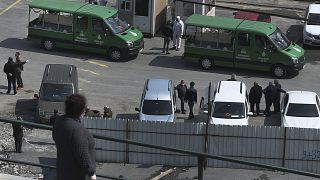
[120,0,132,11]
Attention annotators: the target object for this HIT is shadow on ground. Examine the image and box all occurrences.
[149,56,298,79]
[0,38,135,63]
[15,99,37,122]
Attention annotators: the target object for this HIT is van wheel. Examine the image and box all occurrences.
[42,39,55,51]
[272,65,287,78]
[109,48,122,61]
[199,57,213,70]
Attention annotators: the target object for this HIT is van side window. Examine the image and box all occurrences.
[92,19,104,33]
[77,16,88,29]
[238,33,250,46]
[255,35,273,50]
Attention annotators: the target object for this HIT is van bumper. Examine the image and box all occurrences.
[286,62,306,72]
[122,47,143,57]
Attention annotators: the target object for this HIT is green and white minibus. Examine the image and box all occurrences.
[184,14,305,78]
[28,0,144,61]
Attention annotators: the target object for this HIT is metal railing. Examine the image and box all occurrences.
[1,118,320,180]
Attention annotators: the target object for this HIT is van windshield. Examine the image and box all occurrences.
[286,103,319,117]
[212,102,245,119]
[40,83,73,102]
[307,13,320,25]
[269,28,290,50]
[142,100,172,115]
[105,14,130,34]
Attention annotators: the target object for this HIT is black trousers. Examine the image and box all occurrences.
[265,99,273,115]
[250,102,260,115]
[7,78,17,93]
[163,37,170,53]
[188,102,195,118]
[14,137,22,153]
[273,99,280,113]
[17,71,23,86]
[179,97,185,112]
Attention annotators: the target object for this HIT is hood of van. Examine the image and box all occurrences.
[282,43,304,59]
[211,117,248,126]
[283,116,320,129]
[116,27,143,43]
[139,113,174,122]
[305,25,320,36]
[38,100,65,117]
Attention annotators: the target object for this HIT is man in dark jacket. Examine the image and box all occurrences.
[175,80,187,114]
[263,82,277,116]
[15,52,29,89]
[53,94,96,180]
[185,81,197,119]
[274,80,286,113]
[3,57,17,95]
[249,82,262,116]
[13,117,23,153]
[162,20,173,54]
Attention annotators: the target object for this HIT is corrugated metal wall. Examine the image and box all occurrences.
[82,117,320,174]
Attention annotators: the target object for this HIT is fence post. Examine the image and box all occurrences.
[125,119,129,163]
[282,127,287,167]
[198,156,205,180]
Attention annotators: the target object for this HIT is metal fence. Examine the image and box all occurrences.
[1,117,320,180]
[82,117,320,174]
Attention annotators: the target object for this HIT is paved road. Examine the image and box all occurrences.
[1,0,320,179]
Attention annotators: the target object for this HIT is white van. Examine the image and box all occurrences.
[303,4,320,46]
[199,81,252,125]
[135,79,176,122]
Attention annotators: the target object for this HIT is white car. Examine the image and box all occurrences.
[303,4,320,46]
[199,81,252,125]
[281,91,320,128]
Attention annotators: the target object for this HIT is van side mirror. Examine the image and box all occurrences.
[135,107,140,112]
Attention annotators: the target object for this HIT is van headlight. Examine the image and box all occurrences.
[305,32,313,38]
[126,41,133,47]
[291,57,299,64]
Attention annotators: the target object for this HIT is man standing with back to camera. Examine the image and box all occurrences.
[53,94,96,180]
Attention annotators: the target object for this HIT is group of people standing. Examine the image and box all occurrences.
[161,16,185,54]
[3,52,28,95]
[175,80,197,119]
[249,80,286,116]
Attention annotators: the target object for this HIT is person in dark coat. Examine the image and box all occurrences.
[175,80,187,114]
[263,82,277,116]
[162,20,173,55]
[52,94,96,180]
[15,52,29,89]
[249,82,262,116]
[12,117,23,153]
[185,81,197,119]
[3,57,17,95]
[49,109,59,125]
[273,80,286,113]
[227,74,237,81]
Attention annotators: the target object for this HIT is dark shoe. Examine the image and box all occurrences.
[182,111,186,114]
[176,48,180,51]
[6,91,10,94]
[166,52,170,55]
[171,46,176,50]
[162,50,165,53]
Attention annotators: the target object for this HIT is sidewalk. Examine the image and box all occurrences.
[0,173,33,180]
